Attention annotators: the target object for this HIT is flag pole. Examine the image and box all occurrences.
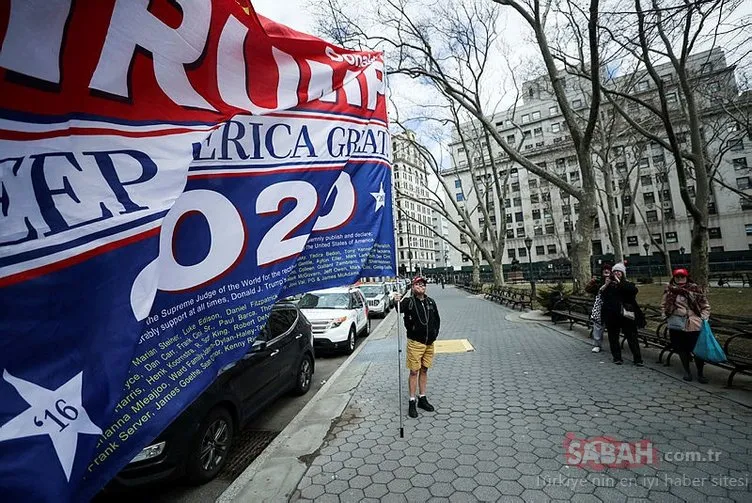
[383,50,404,439]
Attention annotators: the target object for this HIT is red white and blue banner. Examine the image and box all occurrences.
[0,1,394,500]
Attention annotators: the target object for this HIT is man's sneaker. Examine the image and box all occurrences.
[613,359,623,365]
[417,396,435,412]
[591,346,601,353]
[408,400,418,418]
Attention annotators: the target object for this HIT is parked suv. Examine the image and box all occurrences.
[298,286,369,354]
[358,282,391,318]
[106,301,315,489]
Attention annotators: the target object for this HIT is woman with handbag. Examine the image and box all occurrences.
[661,268,711,383]
[600,262,644,366]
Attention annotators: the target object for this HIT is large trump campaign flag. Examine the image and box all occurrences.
[0,1,394,500]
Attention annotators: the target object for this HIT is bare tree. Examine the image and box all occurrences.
[392,101,512,286]
[315,0,603,292]
[595,0,749,287]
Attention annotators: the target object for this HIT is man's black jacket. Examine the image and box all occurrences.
[400,295,441,345]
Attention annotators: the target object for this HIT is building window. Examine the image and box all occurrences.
[533,127,543,137]
[637,80,650,91]
[549,105,558,115]
[687,186,696,197]
[639,158,650,169]
[547,244,557,254]
[516,246,527,258]
[666,92,678,104]
[534,226,543,236]
[737,177,751,190]
[733,157,748,170]
[545,224,555,235]
[644,192,655,204]
[506,229,515,238]
[666,232,678,243]
[515,211,524,222]
[514,197,522,207]
[523,130,532,140]
[708,227,722,239]
[454,179,462,188]
[564,221,573,232]
[730,139,744,151]
[517,227,526,237]
[530,193,540,204]
[742,199,752,211]
[641,175,652,186]
[659,189,671,202]
[655,172,668,183]
[709,202,717,214]
[746,224,752,236]
[616,162,627,174]
[627,236,639,246]
[531,111,541,120]
[562,205,571,215]
[710,246,725,253]
[511,181,520,192]
[646,210,658,222]
[508,248,516,259]
[661,73,673,83]
[652,233,663,244]
[529,179,538,189]
[505,199,511,208]
[532,209,541,220]
[521,114,530,123]
[569,171,580,182]
[653,154,665,165]
[533,245,543,256]
[701,62,714,74]
[664,208,675,220]
[551,123,561,133]
[456,193,464,202]
[507,134,515,144]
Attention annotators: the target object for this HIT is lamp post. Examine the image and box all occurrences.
[524,236,536,301]
[643,242,651,280]
[679,246,685,268]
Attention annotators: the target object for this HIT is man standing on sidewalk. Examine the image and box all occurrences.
[399,275,441,418]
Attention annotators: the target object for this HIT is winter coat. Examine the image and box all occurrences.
[600,279,641,326]
[660,284,710,333]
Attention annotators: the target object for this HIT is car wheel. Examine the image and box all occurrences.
[344,326,356,354]
[292,354,313,396]
[362,318,371,337]
[185,407,234,485]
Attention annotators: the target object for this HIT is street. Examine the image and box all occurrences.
[96,315,391,503]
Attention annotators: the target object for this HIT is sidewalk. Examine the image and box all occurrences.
[225,286,752,502]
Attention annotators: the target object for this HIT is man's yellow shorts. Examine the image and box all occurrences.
[406,339,435,371]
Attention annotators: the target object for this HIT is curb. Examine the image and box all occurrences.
[217,311,397,503]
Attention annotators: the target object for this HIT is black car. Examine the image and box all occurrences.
[107,301,315,489]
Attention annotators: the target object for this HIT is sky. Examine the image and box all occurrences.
[252,0,315,33]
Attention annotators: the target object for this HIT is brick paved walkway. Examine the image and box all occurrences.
[291,286,752,502]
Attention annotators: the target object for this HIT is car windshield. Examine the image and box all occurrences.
[359,285,383,296]
[298,293,350,309]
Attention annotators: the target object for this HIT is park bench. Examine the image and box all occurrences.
[550,295,593,332]
[485,286,534,310]
[461,282,482,295]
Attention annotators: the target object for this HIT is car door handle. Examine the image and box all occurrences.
[270,349,280,357]
[295,334,303,339]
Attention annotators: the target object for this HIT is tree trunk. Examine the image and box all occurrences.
[493,255,505,287]
[571,197,597,294]
[602,167,624,261]
[691,220,709,288]
[472,261,480,284]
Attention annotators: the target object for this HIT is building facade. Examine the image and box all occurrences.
[392,131,437,275]
[442,49,752,271]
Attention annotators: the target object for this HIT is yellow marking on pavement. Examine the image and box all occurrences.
[434,339,475,353]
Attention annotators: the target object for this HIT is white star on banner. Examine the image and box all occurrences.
[371,182,386,211]
[0,370,102,481]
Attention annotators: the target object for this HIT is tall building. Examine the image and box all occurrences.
[442,48,752,270]
[392,131,437,275]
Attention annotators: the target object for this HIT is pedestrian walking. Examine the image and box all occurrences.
[600,262,644,366]
[398,275,441,418]
[585,262,612,353]
[440,275,445,289]
[661,268,711,383]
